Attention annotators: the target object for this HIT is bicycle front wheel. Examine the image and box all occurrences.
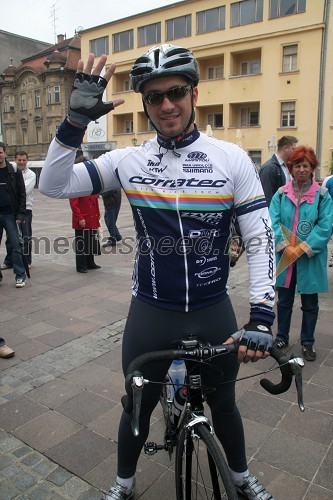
[175,422,238,500]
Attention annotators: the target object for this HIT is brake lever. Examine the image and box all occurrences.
[288,355,305,412]
[131,374,145,437]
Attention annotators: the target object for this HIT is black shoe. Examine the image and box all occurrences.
[77,268,87,273]
[273,339,289,349]
[302,345,316,361]
[87,264,101,270]
[102,240,117,248]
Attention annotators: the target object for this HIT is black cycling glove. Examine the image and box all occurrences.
[232,320,273,352]
[68,72,114,126]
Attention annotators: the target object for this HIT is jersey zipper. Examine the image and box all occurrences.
[171,141,190,312]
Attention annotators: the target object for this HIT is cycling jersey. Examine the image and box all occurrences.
[40,120,275,323]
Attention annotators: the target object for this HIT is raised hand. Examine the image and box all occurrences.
[68,53,124,127]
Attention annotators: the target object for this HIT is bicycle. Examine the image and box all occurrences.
[121,336,305,499]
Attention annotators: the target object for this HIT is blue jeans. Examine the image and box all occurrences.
[0,213,26,280]
[277,266,318,346]
[4,210,33,266]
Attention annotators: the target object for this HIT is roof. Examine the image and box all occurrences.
[21,34,80,63]
[13,35,81,74]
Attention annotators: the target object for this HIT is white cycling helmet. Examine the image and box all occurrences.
[130,44,199,93]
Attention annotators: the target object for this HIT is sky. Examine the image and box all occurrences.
[1,0,184,44]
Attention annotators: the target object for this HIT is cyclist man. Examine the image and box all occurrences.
[40,45,276,500]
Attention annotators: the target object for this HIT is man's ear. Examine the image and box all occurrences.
[192,86,198,106]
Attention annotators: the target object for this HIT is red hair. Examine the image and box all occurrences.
[286,145,318,172]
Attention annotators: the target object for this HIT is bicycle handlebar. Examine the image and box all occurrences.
[121,342,305,427]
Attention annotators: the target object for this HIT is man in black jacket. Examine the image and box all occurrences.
[101,189,122,247]
[259,135,298,206]
[0,142,27,288]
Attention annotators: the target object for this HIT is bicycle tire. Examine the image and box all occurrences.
[175,422,238,500]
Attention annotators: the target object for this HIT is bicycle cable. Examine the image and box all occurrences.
[142,356,292,388]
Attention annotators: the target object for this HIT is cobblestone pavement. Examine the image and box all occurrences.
[0,191,332,500]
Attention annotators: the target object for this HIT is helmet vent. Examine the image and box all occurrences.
[164,57,192,69]
[166,47,189,57]
[154,49,160,68]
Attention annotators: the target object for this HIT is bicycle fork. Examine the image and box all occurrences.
[144,413,214,458]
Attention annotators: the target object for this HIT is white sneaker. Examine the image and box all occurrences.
[16,278,26,288]
[235,473,274,499]
[102,479,135,499]
[1,263,13,270]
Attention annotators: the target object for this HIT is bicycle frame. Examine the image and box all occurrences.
[146,352,215,458]
[121,337,304,500]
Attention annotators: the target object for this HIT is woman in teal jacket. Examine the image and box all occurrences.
[269,146,333,361]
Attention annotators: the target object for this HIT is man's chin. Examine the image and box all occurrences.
[159,126,182,139]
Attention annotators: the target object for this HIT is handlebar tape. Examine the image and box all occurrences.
[260,347,292,394]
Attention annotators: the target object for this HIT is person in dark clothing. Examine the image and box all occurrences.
[101,189,122,247]
[2,151,36,269]
[0,142,27,288]
[259,135,298,206]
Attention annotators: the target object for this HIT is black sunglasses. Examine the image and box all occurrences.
[142,84,192,105]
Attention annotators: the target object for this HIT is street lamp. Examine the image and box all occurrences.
[131,137,138,146]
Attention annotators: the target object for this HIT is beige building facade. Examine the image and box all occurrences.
[80,0,333,177]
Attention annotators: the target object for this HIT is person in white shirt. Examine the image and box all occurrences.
[1,151,36,269]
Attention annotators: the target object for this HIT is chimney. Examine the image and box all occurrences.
[57,34,65,43]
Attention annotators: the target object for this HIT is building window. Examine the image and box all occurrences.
[3,96,8,112]
[113,30,134,53]
[231,0,264,27]
[54,86,61,103]
[241,60,260,75]
[269,0,306,18]
[36,126,42,144]
[248,150,262,169]
[240,106,259,126]
[21,120,28,145]
[9,95,15,111]
[166,15,191,40]
[123,80,130,91]
[5,128,16,146]
[47,86,52,104]
[197,7,225,34]
[138,23,161,47]
[148,120,155,132]
[208,113,223,128]
[125,120,133,134]
[35,91,41,108]
[21,94,27,111]
[282,44,298,72]
[90,36,109,56]
[207,66,224,79]
[281,101,295,127]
